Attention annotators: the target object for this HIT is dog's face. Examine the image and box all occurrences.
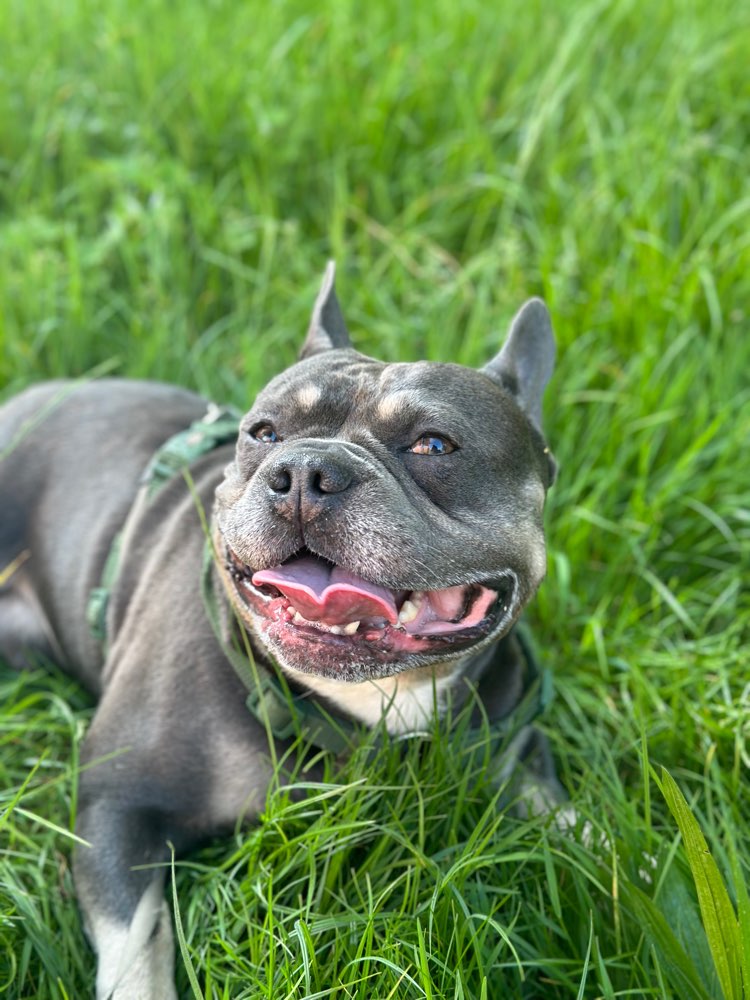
[214,265,555,682]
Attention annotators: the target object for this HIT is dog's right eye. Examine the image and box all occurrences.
[409,434,455,456]
[249,423,280,444]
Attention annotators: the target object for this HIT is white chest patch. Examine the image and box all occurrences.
[287,665,463,735]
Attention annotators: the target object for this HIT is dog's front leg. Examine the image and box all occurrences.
[70,654,270,1000]
[74,797,181,1000]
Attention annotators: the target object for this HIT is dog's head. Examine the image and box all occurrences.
[214,263,556,682]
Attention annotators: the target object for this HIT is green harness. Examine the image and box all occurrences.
[86,403,243,647]
[88,407,552,754]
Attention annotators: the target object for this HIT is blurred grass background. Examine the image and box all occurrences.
[1,0,749,997]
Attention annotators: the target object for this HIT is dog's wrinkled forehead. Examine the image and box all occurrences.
[251,351,517,440]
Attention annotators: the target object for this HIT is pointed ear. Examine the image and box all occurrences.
[482,298,556,431]
[299,261,352,359]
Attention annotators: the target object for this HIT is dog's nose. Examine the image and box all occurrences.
[267,459,352,496]
[264,449,355,519]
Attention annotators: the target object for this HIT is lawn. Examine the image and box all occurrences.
[1,0,749,997]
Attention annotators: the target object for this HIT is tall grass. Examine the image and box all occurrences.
[1,0,749,996]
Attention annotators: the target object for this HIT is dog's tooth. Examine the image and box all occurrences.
[398,599,420,624]
[343,620,360,635]
[293,611,307,625]
[330,625,344,635]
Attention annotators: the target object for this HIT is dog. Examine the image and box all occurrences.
[0,263,558,999]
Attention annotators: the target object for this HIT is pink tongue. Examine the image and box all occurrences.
[252,557,399,626]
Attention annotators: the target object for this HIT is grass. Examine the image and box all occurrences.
[1,0,749,996]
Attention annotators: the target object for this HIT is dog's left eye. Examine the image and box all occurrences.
[250,423,280,444]
[409,434,455,456]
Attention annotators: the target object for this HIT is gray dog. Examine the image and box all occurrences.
[0,264,558,998]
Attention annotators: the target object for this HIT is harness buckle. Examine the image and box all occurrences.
[244,673,299,742]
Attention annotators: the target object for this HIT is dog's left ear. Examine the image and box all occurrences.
[483,298,556,434]
[300,261,352,359]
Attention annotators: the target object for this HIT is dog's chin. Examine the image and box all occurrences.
[220,543,518,683]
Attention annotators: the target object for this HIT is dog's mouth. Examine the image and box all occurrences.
[224,545,516,666]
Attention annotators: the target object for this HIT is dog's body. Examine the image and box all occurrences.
[0,265,558,999]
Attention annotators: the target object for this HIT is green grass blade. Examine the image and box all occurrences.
[659,768,741,1000]
[619,880,713,1000]
[728,836,750,997]
[575,913,593,1000]
[170,845,203,1000]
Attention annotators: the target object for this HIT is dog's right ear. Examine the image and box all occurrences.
[300,261,352,359]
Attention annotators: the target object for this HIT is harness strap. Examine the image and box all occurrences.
[140,403,242,499]
[87,533,124,645]
[86,404,241,649]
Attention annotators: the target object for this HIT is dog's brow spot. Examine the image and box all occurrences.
[295,384,322,409]
[376,391,416,420]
